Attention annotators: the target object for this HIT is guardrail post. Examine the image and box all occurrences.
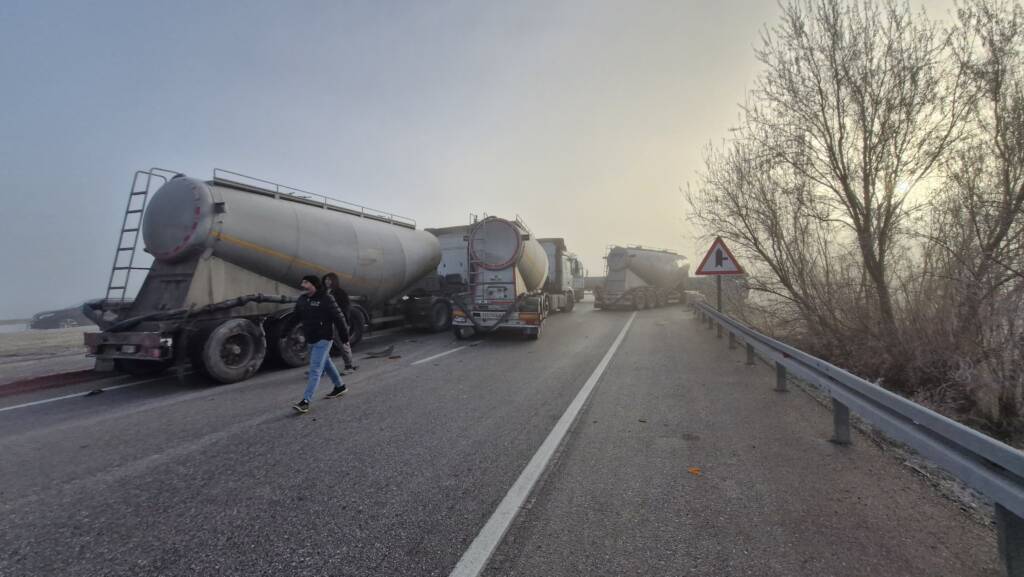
[746,343,755,365]
[997,504,1024,577]
[831,399,851,445]
[728,332,737,349]
[775,363,788,392]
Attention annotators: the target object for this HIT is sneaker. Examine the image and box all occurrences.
[292,400,310,414]
[325,385,347,399]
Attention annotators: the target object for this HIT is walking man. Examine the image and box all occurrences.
[322,272,358,373]
[292,275,348,414]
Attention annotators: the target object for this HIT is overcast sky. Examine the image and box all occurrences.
[0,0,957,319]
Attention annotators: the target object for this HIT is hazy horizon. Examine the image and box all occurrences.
[0,0,957,319]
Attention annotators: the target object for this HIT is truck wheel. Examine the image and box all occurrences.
[454,326,475,340]
[562,292,575,312]
[526,325,541,340]
[632,293,643,310]
[348,308,367,347]
[429,301,451,332]
[267,315,308,368]
[115,359,171,376]
[199,319,267,384]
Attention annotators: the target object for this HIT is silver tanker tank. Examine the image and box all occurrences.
[467,216,548,295]
[606,246,688,289]
[142,174,441,304]
[451,216,549,340]
[598,245,688,309]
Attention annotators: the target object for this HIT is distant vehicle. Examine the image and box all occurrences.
[30,305,95,329]
[538,238,586,309]
[594,245,689,310]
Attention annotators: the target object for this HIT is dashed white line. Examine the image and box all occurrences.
[448,311,637,577]
[411,346,468,366]
[0,376,170,413]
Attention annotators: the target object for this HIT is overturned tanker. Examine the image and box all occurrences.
[594,245,688,310]
[84,169,441,383]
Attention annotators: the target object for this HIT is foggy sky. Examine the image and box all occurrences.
[0,0,957,319]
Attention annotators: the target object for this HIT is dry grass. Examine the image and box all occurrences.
[0,327,91,359]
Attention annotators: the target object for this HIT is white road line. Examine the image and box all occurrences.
[448,311,637,577]
[411,346,468,366]
[0,376,168,413]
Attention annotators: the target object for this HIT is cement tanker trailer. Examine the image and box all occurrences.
[594,245,688,310]
[84,169,441,383]
[451,216,549,340]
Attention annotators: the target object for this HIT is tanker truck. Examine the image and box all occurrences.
[83,168,442,383]
[450,216,549,340]
[593,245,689,310]
[538,238,585,312]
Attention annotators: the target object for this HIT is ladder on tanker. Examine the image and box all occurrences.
[103,169,179,304]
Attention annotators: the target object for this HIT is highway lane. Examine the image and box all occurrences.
[0,303,631,577]
[0,302,1002,576]
[485,306,1000,577]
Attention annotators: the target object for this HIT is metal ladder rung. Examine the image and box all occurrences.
[117,247,134,251]
[130,191,147,196]
[108,285,126,291]
[122,228,139,233]
[126,209,144,214]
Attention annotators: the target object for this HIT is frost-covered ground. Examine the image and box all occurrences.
[0,326,93,386]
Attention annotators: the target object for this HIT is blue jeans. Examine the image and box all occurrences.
[303,339,343,402]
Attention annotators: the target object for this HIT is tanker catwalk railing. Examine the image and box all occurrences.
[691,301,1024,576]
[212,168,417,229]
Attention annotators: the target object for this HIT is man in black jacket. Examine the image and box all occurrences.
[292,275,348,414]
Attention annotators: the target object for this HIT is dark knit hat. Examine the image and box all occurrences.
[301,275,322,291]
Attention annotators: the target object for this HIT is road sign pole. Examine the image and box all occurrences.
[715,276,723,337]
[716,276,722,312]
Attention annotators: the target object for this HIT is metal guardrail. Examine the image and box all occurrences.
[692,301,1024,576]
[212,168,417,229]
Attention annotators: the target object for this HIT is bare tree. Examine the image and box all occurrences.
[917,0,1024,429]
[746,0,968,335]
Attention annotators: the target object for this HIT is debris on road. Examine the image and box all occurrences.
[364,345,395,359]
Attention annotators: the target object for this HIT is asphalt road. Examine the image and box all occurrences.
[0,302,1001,576]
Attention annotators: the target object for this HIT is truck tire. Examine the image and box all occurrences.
[115,358,171,377]
[198,319,267,384]
[454,326,475,340]
[348,307,367,347]
[562,292,575,312]
[429,301,451,332]
[632,292,643,310]
[267,314,308,368]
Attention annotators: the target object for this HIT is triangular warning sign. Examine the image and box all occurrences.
[695,237,744,275]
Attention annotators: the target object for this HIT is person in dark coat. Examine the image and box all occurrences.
[292,275,347,414]
[322,272,357,373]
